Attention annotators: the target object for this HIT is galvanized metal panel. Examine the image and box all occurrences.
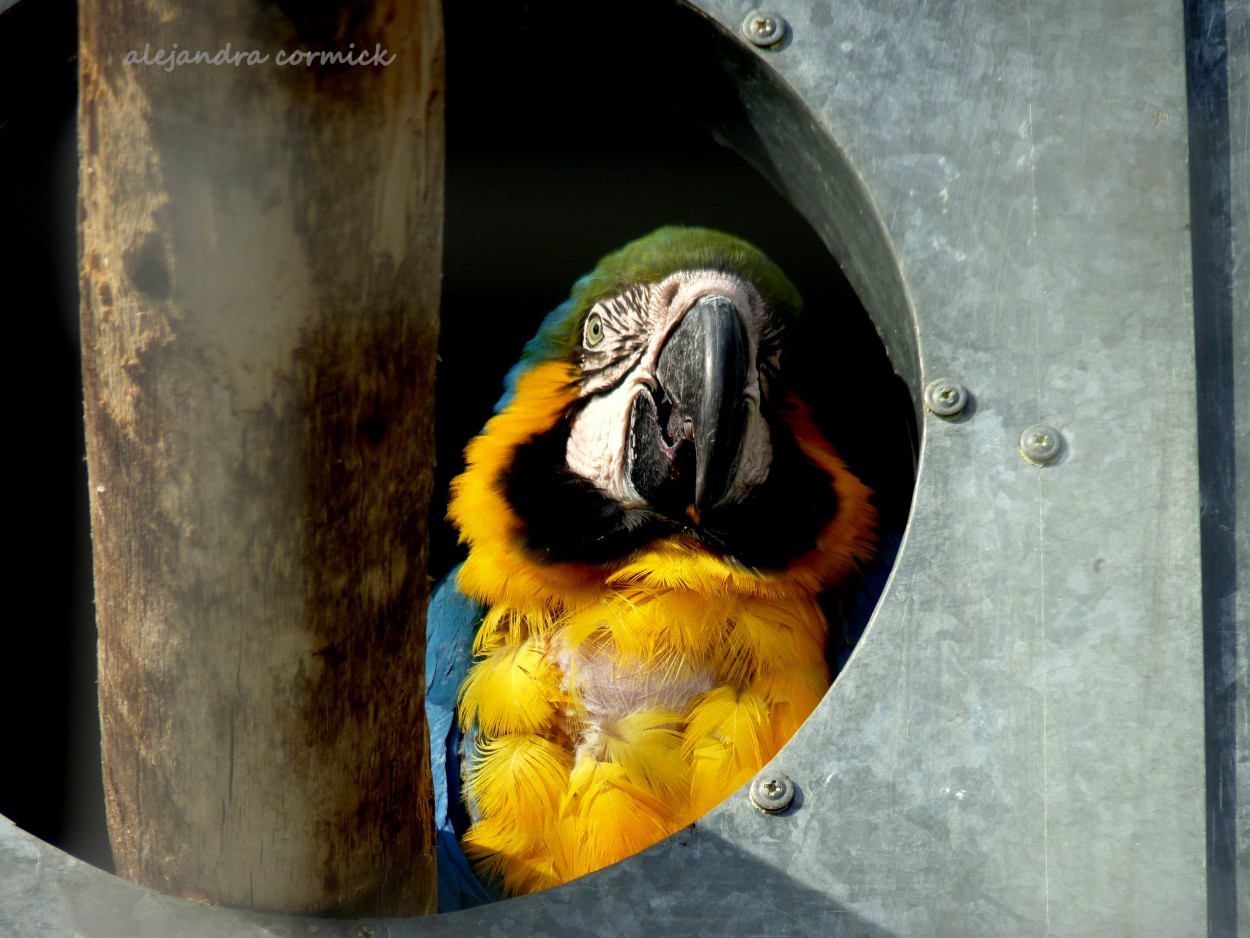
[3,1,1243,936]
[1188,1,1249,934]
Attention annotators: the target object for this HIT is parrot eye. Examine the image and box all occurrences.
[584,312,605,347]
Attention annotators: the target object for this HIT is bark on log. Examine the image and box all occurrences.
[78,0,441,915]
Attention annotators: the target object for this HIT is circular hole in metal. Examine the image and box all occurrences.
[9,0,922,926]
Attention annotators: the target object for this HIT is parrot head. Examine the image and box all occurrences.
[470,226,846,577]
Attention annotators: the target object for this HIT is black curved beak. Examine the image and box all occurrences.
[627,293,749,518]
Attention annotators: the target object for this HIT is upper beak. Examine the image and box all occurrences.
[627,293,749,517]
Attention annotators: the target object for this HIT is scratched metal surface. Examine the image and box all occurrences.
[3,1,1242,936]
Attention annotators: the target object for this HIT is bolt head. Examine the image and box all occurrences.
[742,10,787,47]
[1020,424,1064,464]
[749,770,795,813]
[924,378,969,417]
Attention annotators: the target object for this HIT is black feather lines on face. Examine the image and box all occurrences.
[576,286,650,395]
[755,306,787,394]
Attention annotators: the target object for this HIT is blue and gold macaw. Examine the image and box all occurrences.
[427,227,887,908]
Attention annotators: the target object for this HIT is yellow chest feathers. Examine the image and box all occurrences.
[456,558,833,895]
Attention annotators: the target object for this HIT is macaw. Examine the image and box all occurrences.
[426,227,888,909]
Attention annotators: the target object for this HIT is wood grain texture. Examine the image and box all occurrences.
[78,0,441,915]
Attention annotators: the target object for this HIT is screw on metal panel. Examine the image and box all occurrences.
[742,10,786,48]
[749,770,795,813]
[1020,425,1064,464]
[923,378,968,417]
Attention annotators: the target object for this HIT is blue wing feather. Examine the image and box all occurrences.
[425,565,499,911]
[827,528,902,673]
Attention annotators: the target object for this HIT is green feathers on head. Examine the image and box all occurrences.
[566,226,802,326]
[504,227,803,399]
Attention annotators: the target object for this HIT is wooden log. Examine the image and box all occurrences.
[78,0,441,915]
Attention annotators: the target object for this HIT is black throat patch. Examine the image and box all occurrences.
[502,406,839,571]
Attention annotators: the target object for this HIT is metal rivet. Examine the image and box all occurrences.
[742,10,786,48]
[923,378,968,417]
[749,770,795,813]
[1020,424,1064,464]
